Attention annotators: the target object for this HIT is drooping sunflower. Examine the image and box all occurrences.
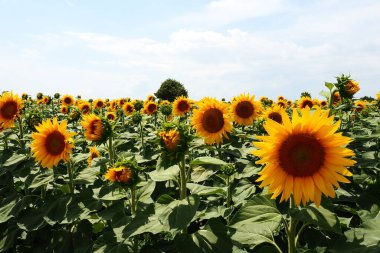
[230,93,262,126]
[81,114,109,142]
[88,146,100,166]
[159,129,180,151]
[262,105,287,124]
[333,91,341,105]
[253,107,356,206]
[61,94,75,107]
[104,160,140,186]
[354,100,366,112]
[143,101,158,115]
[172,96,192,117]
[0,91,24,129]
[31,118,75,169]
[191,98,232,144]
[297,96,315,109]
[122,102,135,116]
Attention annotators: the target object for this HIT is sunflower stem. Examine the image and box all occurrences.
[108,134,114,166]
[67,161,74,195]
[295,222,309,246]
[17,117,25,151]
[130,185,137,216]
[179,154,187,200]
[217,143,222,159]
[139,122,144,150]
[328,88,337,117]
[226,175,231,208]
[288,196,297,253]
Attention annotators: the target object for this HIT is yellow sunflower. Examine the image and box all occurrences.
[376,91,380,100]
[253,107,356,206]
[297,96,315,109]
[344,80,360,95]
[159,129,180,151]
[0,91,24,129]
[230,93,262,126]
[106,112,117,121]
[81,114,104,141]
[61,94,75,107]
[354,100,366,112]
[143,101,158,115]
[122,102,135,116]
[191,98,232,145]
[31,118,75,169]
[88,146,100,166]
[320,100,328,107]
[262,105,287,124]
[276,100,287,109]
[93,99,105,109]
[333,92,341,105]
[105,166,133,183]
[78,101,91,114]
[60,106,68,114]
[172,96,192,117]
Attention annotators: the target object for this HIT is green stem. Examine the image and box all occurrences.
[17,117,25,151]
[67,161,74,194]
[108,134,114,166]
[295,222,309,246]
[130,185,137,216]
[328,89,336,117]
[139,122,144,149]
[4,137,8,150]
[288,196,297,253]
[179,155,187,200]
[226,176,231,208]
[217,143,222,159]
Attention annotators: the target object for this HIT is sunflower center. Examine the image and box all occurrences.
[279,134,325,177]
[64,97,72,104]
[90,119,100,134]
[268,112,282,124]
[178,101,189,112]
[45,131,66,156]
[235,101,254,118]
[127,105,133,112]
[148,104,157,112]
[202,108,224,133]
[1,101,18,119]
[301,100,314,108]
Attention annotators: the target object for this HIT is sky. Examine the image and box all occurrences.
[0,0,379,100]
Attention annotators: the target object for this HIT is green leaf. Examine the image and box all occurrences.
[229,195,282,248]
[149,165,179,182]
[289,205,342,234]
[3,154,27,167]
[190,157,227,166]
[0,221,18,252]
[187,183,226,196]
[28,170,53,188]
[191,166,215,183]
[136,180,156,203]
[325,82,335,91]
[75,166,100,184]
[175,218,233,253]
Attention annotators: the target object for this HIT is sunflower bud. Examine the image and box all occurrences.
[131,112,142,125]
[160,103,172,116]
[104,160,140,186]
[335,74,360,99]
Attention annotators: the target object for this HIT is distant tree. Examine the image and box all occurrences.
[155,79,188,102]
[359,96,374,101]
[301,92,311,98]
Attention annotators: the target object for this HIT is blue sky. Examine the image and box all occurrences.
[1,0,379,100]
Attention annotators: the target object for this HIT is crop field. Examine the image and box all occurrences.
[0,77,379,253]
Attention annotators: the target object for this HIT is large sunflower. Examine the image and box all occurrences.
[230,93,262,126]
[31,118,75,169]
[253,107,356,206]
[78,101,91,114]
[122,102,135,116]
[61,94,75,107]
[0,91,24,129]
[143,101,158,115]
[191,98,232,144]
[93,99,105,109]
[81,114,105,141]
[262,105,287,124]
[173,96,192,117]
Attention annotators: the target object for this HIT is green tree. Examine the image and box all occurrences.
[155,78,188,102]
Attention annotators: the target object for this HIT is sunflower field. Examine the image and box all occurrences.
[1,75,379,253]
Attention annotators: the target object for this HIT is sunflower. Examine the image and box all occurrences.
[105,166,133,183]
[88,146,100,166]
[0,91,24,129]
[42,96,51,104]
[81,114,105,141]
[344,80,360,96]
[230,93,262,126]
[276,100,287,108]
[31,118,75,169]
[60,106,68,114]
[106,112,117,121]
[320,100,328,107]
[78,101,91,114]
[354,100,366,112]
[160,100,171,105]
[172,96,192,117]
[61,94,75,107]
[159,129,180,151]
[376,91,380,100]
[93,99,105,109]
[297,96,315,109]
[122,102,135,116]
[262,105,287,124]
[118,98,126,107]
[143,101,158,115]
[253,107,356,206]
[277,96,285,101]
[333,92,341,104]
[191,98,232,144]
